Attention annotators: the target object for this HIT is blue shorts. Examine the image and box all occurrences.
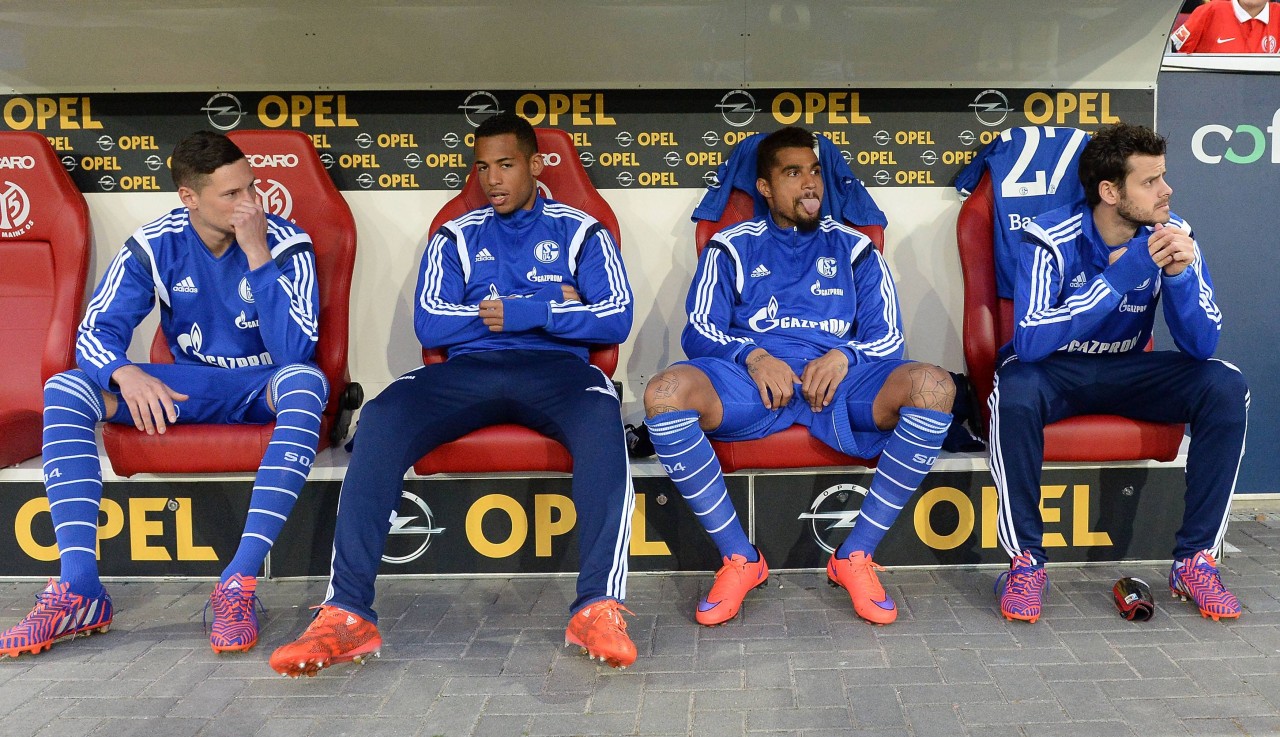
[106,363,279,427]
[679,356,910,458]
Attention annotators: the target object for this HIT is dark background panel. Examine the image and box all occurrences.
[754,467,1187,568]
[269,476,746,578]
[0,480,251,578]
[0,87,1152,193]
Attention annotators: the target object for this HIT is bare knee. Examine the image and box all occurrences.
[643,365,721,426]
[875,363,956,428]
[903,363,955,413]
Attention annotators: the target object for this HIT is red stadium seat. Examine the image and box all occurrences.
[413,128,619,475]
[693,188,881,473]
[102,130,361,475]
[956,172,1183,461]
[0,132,91,467]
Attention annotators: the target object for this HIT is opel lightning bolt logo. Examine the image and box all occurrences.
[202,93,244,131]
[797,484,869,554]
[717,89,760,128]
[459,91,503,127]
[970,89,1012,127]
[382,491,446,564]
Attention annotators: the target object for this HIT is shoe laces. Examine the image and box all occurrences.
[203,586,265,631]
[585,601,634,632]
[1184,553,1227,592]
[1004,555,1042,596]
[847,553,886,589]
[26,584,75,618]
[717,553,754,577]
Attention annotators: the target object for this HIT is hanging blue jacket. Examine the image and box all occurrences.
[692,133,887,228]
[955,126,1090,298]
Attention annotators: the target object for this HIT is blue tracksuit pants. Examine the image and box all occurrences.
[324,350,633,622]
[989,351,1248,564]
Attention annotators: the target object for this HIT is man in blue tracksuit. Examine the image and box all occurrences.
[271,114,638,675]
[0,131,327,657]
[992,123,1249,624]
[643,127,956,627]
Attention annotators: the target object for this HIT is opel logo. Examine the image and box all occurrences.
[970,89,1013,128]
[459,91,503,128]
[382,491,446,565]
[202,92,244,131]
[717,89,760,128]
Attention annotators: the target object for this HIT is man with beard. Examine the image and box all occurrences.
[643,126,955,627]
[991,123,1249,624]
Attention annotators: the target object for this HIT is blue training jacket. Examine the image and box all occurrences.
[415,195,633,362]
[1009,201,1221,363]
[76,207,318,390]
[683,213,904,375]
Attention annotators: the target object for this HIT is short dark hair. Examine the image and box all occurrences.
[757,126,816,179]
[1078,123,1167,208]
[474,113,538,156]
[170,131,245,190]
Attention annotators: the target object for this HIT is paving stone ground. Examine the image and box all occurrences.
[3,515,1280,737]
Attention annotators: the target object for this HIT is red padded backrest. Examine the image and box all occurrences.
[694,188,885,257]
[956,171,1151,414]
[151,130,356,415]
[956,173,1008,412]
[0,132,91,414]
[422,128,620,376]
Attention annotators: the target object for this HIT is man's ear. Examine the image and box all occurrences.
[1098,179,1121,206]
[177,185,198,209]
[529,152,544,178]
[756,176,771,200]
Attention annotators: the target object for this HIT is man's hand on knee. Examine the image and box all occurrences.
[111,365,189,435]
[746,349,800,411]
[800,349,849,412]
